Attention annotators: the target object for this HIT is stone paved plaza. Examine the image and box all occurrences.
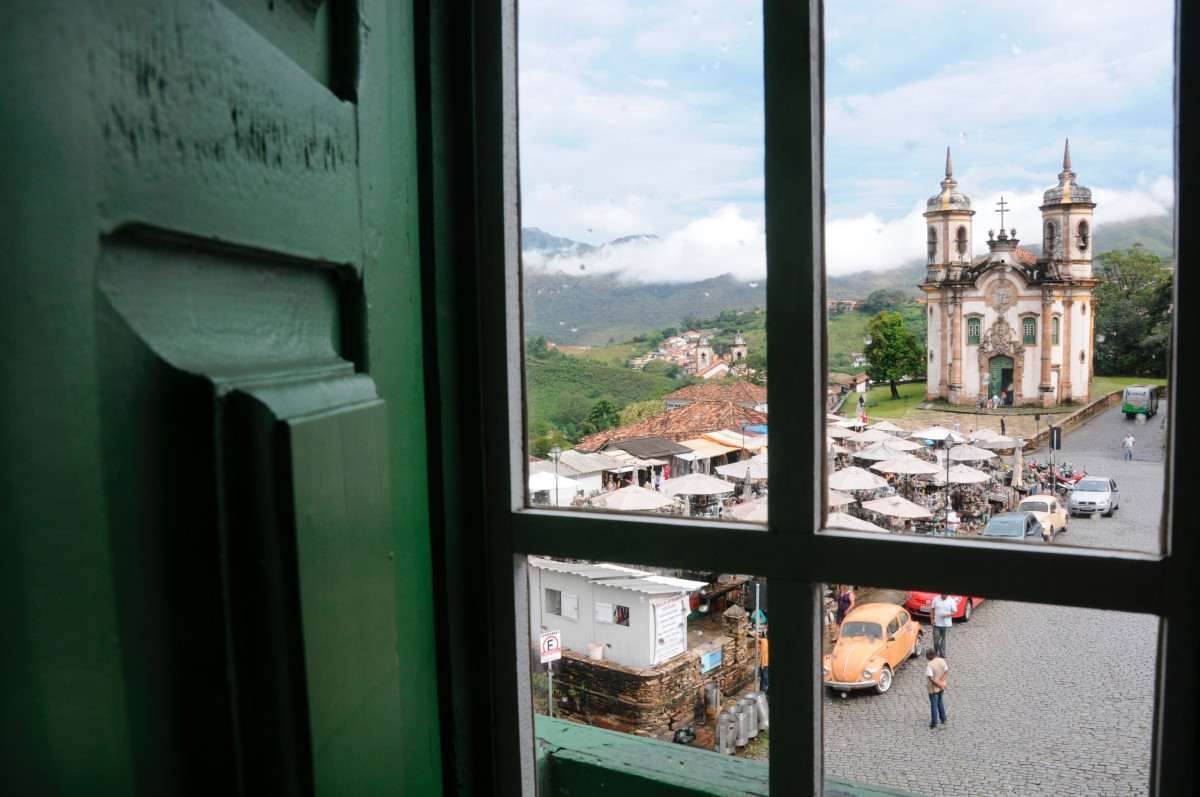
[823,401,1168,795]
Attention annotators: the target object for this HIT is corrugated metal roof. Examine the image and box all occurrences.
[527,558,706,594]
[528,557,650,580]
[605,436,691,458]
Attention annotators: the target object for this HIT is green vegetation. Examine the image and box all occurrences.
[864,311,925,399]
[1094,246,1172,378]
[1092,375,1167,398]
[862,382,926,418]
[827,301,925,373]
[525,337,680,453]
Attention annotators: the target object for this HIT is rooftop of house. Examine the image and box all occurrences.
[576,401,769,452]
[665,380,768,405]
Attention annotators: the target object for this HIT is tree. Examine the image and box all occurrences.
[864,311,924,399]
[1094,246,1173,377]
[618,399,666,426]
[860,288,911,316]
[581,399,620,435]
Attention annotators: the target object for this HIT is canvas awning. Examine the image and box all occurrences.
[679,438,741,460]
[703,429,768,451]
[862,495,934,519]
[662,473,737,497]
[588,485,674,511]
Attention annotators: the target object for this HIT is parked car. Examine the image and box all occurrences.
[1017,494,1069,540]
[903,591,984,622]
[981,511,1044,540]
[1067,477,1120,517]
[822,603,921,694]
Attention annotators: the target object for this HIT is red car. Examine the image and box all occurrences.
[903,591,983,622]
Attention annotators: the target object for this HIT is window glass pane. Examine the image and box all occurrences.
[822,1,1174,555]
[821,584,1155,796]
[518,1,767,523]
[527,556,771,772]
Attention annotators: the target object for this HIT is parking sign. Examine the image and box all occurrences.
[540,630,562,664]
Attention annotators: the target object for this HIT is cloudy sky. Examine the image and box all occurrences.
[518,0,1175,280]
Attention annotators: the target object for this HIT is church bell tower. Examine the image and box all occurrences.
[1040,139,1096,279]
[923,147,975,283]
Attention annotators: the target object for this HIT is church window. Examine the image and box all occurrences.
[1045,221,1057,254]
[1052,317,1060,345]
[1078,220,1090,251]
[956,226,968,256]
[927,226,937,261]
[1023,317,1037,344]
[967,317,980,344]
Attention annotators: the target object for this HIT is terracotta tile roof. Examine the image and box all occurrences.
[576,401,769,452]
[665,380,767,404]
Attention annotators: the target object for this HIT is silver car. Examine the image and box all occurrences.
[1067,477,1120,517]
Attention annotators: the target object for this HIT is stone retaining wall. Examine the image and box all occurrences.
[550,611,757,737]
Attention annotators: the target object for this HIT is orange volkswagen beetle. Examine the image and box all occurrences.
[823,603,922,694]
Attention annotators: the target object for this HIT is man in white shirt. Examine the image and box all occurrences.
[930,593,959,657]
[926,649,949,728]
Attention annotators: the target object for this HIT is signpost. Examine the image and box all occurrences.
[540,630,562,717]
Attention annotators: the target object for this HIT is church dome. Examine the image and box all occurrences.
[1042,138,1092,205]
[926,147,971,211]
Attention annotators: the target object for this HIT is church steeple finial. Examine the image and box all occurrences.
[945,146,953,178]
[1062,138,1072,172]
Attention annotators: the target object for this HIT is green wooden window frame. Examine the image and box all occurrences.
[966,317,981,344]
[1023,317,1037,344]
[1052,316,1060,345]
[448,2,1200,794]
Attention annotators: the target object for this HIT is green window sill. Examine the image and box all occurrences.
[535,715,917,797]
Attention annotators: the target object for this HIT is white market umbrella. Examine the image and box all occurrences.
[828,466,888,492]
[870,456,941,476]
[855,441,923,462]
[834,418,866,430]
[878,437,922,452]
[944,464,990,485]
[849,428,894,445]
[827,413,847,422]
[827,511,889,533]
[729,499,768,523]
[716,459,769,481]
[826,426,856,440]
[869,420,906,434]
[662,473,737,497]
[529,470,581,507]
[948,444,999,462]
[862,495,934,519]
[910,426,966,444]
[529,471,580,492]
[828,488,856,508]
[751,451,768,464]
[979,434,1018,450]
[588,485,673,512]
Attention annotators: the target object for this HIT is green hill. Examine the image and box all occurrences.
[524,271,765,345]
[525,346,680,443]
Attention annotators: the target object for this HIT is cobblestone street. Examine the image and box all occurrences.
[823,401,1167,795]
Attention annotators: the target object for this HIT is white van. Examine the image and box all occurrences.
[1122,385,1159,419]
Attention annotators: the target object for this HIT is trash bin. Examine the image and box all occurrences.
[738,696,759,739]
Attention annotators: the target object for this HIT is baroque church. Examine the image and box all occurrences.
[921,141,1096,407]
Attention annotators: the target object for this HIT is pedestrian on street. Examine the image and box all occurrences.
[946,508,960,536]
[1000,417,1006,436]
[835,584,855,628]
[926,649,949,728]
[757,629,769,693]
[930,593,958,657]
[1123,431,1136,461]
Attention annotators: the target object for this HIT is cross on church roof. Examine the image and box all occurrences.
[995,196,1010,229]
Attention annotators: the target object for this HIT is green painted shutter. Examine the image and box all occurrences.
[3,2,439,794]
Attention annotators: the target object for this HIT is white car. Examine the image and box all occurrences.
[1067,477,1120,517]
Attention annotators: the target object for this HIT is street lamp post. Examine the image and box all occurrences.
[550,445,562,508]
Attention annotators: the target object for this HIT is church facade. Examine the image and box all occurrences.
[921,142,1096,407]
